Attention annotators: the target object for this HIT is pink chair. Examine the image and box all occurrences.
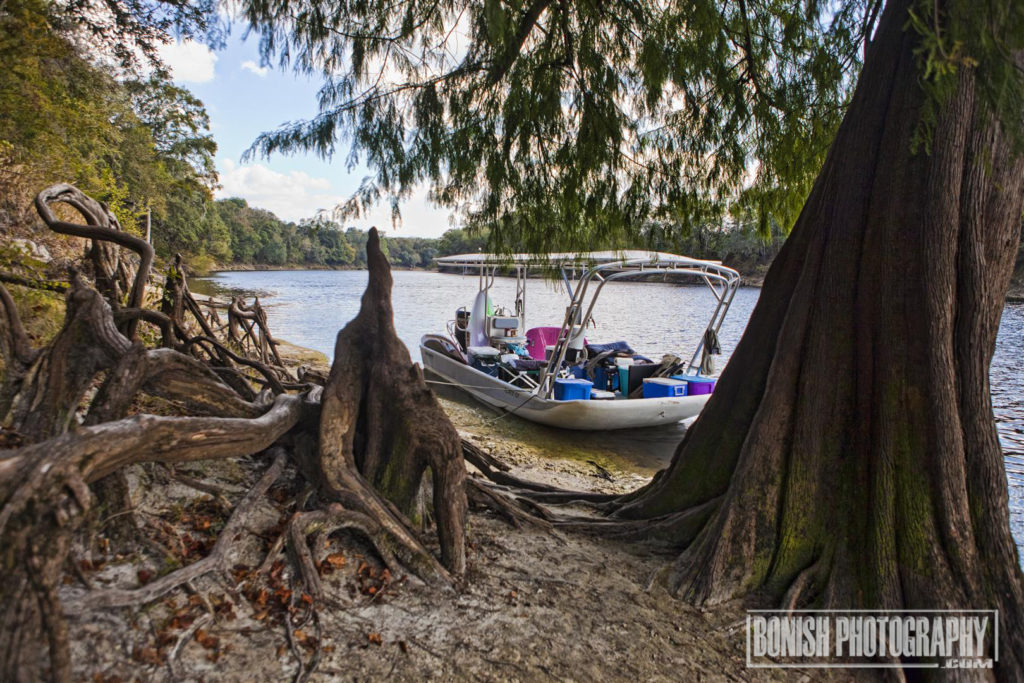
[525,327,562,360]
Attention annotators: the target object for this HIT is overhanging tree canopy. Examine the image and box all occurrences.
[240,0,872,248]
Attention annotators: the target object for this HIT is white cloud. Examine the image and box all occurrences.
[241,60,269,77]
[158,40,217,83]
[217,159,337,221]
[216,159,453,236]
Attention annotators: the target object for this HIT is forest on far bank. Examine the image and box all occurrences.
[201,197,787,274]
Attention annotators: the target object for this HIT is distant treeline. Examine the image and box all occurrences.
[193,196,787,275]
[188,197,488,270]
[200,196,790,274]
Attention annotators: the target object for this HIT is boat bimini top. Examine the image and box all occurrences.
[435,250,741,399]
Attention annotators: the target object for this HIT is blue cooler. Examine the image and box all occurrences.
[642,377,687,398]
[553,377,593,400]
[672,374,716,395]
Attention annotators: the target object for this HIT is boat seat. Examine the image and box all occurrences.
[526,327,588,361]
[525,327,562,360]
[490,316,520,330]
[586,341,635,356]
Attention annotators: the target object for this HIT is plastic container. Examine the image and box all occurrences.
[673,375,716,395]
[593,366,619,392]
[590,389,616,400]
[553,377,593,401]
[642,377,687,398]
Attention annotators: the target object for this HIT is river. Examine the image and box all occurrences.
[196,269,1024,563]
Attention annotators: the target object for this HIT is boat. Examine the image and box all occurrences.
[420,251,740,430]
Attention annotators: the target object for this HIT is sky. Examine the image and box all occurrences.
[157,34,454,238]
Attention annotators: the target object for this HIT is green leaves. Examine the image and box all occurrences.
[237,0,867,251]
[0,0,220,255]
[907,0,1024,154]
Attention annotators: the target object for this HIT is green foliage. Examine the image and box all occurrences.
[0,0,221,252]
[437,227,489,256]
[907,0,1024,153]
[211,198,491,268]
[238,0,868,252]
[61,0,224,72]
[644,217,785,273]
[0,0,155,221]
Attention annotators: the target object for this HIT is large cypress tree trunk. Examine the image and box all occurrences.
[615,0,1024,672]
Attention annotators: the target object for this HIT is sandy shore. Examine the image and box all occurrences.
[60,342,838,681]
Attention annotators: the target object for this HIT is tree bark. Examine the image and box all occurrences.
[1,273,131,442]
[611,0,1024,673]
[317,228,467,578]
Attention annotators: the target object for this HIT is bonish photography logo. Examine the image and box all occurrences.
[746,610,998,670]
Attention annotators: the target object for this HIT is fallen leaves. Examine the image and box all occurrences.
[131,646,161,666]
[194,629,219,650]
[322,552,347,571]
[292,628,320,652]
[356,561,393,598]
[239,560,301,626]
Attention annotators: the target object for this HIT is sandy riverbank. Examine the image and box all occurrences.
[60,340,840,681]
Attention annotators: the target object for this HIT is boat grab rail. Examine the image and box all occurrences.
[536,260,740,397]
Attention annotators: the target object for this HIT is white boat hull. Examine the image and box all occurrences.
[420,345,710,430]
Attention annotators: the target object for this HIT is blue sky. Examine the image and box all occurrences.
[158,33,453,238]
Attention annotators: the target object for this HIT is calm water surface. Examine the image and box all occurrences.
[197,269,1024,562]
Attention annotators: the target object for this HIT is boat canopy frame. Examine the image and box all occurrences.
[434,251,741,399]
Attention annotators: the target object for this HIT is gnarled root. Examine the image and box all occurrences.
[64,449,288,612]
[313,228,467,582]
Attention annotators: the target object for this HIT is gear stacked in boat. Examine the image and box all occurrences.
[421,250,740,430]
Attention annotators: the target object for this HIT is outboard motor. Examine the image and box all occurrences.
[469,290,490,348]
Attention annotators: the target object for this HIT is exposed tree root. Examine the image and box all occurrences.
[167,613,213,680]
[0,188,472,680]
[0,270,69,293]
[287,504,401,601]
[466,478,553,530]
[314,228,467,580]
[34,184,153,339]
[64,449,287,611]
[463,440,618,504]
[1,272,132,442]
[228,295,284,367]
